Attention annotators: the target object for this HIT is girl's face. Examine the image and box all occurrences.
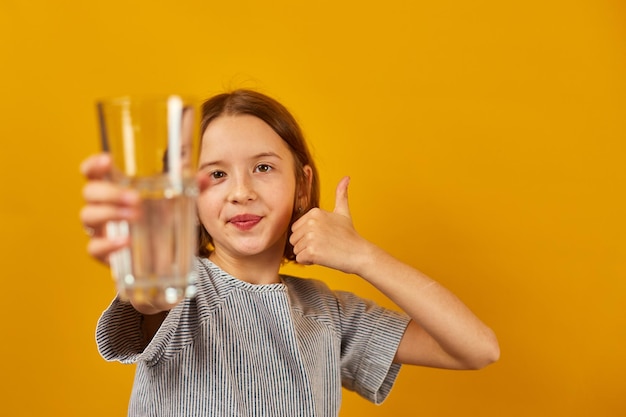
[197,114,299,263]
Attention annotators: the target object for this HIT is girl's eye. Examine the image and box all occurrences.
[255,164,272,173]
[210,170,225,179]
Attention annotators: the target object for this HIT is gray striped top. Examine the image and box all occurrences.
[96,257,410,416]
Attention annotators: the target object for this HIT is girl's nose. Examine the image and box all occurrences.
[228,174,257,203]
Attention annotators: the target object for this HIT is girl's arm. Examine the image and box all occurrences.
[290,177,500,370]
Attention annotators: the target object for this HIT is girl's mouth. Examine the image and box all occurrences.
[229,214,262,231]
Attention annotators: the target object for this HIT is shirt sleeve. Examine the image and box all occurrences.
[95,297,145,364]
[95,296,196,366]
[336,290,410,404]
[96,258,207,365]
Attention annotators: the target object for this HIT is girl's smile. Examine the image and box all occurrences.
[228,213,263,231]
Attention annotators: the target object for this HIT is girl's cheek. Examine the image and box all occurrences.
[196,193,221,221]
[196,207,214,236]
[196,174,212,192]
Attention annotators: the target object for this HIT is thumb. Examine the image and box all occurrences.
[333,176,351,217]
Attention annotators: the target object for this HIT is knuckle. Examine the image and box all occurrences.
[79,207,90,224]
[86,240,99,257]
[81,183,94,200]
[307,208,322,218]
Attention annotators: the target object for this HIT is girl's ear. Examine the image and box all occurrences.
[297,165,314,209]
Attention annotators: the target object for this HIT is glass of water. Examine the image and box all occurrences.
[96,95,200,307]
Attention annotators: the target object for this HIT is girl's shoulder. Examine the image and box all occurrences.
[281,274,336,300]
[279,274,365,317]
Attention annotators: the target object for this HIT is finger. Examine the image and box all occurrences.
[333,176,351,218]
[80,153,112,180]
[292,239,314,265]
[86,236,129,264]
[290,207,322,235]
[289,218,308,248]
[82,181,140,206]
[80,204,140,230]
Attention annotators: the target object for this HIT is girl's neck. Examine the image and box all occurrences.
[208,251,282,285]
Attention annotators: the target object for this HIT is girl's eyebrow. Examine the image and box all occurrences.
[199,161,218,171]
[199,152,283,171]
[253,151,283,160]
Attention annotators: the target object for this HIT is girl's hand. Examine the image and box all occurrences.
[79,153,140,264]
[290,176,374,275]
[80,153,182,315]
[294,177,500,370]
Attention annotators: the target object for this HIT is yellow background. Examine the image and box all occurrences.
[1,1,624,416]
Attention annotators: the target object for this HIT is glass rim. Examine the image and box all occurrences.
[95,94,200,106]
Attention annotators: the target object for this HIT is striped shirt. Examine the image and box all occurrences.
[96,257,410,416]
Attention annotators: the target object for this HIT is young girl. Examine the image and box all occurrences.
[80,89,499,416]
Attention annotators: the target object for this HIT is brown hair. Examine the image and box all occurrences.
[197,89,320,262]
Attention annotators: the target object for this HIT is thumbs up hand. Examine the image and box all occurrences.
[290,176,374,275]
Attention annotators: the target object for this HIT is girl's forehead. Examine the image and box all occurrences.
[203,115,276,141]
[200,115,293,159]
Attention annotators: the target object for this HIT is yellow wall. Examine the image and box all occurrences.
[1,1,624,416]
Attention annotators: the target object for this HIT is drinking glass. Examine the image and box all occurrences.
[96,95,200,306]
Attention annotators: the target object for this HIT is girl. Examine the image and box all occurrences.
[80,89,499,416]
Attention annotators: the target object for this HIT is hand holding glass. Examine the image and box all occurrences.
[96,96,200,308]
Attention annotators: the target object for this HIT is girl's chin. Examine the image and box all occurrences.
[221,242,283,259]
[212,234,287,259]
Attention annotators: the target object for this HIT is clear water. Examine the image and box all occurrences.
[107,176,198,306]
